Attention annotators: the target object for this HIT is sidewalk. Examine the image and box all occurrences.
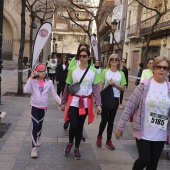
[0,70,169,170]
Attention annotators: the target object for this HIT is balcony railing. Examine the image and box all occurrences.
[140,12,170,35]
[127,24,137,37]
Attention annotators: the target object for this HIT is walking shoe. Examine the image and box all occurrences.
[119,104,124,109]
[74,149,82,160]
[37,137,41,147]
[96,136,102,147]
[106,140,115,150]
[64,143,73,157]
[31,147,38,158]
[81,135,86,142]
[63,121,69,130]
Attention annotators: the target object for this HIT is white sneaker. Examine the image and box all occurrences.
[37,137,41,147]
[31,147,38,158]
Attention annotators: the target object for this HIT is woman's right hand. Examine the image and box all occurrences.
[60,104,65,111]
[115,129,123,140]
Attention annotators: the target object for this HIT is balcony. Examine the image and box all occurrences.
[140,13,170,35]
[127,24,137,38]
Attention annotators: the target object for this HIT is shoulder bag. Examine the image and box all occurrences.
[68,65,90,94]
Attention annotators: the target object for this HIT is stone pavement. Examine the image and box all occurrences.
[0,69,169,170]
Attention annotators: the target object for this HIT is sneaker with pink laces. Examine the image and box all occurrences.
[96,136,102,147]
[119,104,124,109]
[106,140,115,150]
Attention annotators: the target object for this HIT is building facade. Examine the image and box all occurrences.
[123,0,170,76]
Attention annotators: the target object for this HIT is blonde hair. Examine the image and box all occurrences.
[106,53,120,70]
[153,56,170,70]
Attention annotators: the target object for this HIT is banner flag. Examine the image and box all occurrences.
[32,22,52,68]
[90,35,98,60]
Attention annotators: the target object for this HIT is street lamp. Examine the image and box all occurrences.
[53,37,56,52]
[111,19,118,53]
[0,0,4,104]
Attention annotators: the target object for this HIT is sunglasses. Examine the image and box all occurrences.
[110,58,119,61]
[38,70,46,73]
[154,66,169,71]
[79,55,88,58]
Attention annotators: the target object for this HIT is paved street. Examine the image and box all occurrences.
[0,69,169,170]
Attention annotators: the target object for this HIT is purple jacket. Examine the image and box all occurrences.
[117,77,170,143]
[24,78,61,108]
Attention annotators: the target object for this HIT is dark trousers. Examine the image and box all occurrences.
[49,73,55,84]
[31,106,45,147]
[120,91,124,104]
[98,97,119,140]
[68,106,87,148]
[57,82,66,96]
[133,138,165,170]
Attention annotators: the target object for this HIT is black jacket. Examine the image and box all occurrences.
[121,66,128,86]
[56,64,68,82]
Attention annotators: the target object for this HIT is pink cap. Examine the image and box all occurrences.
[35,64,46,72]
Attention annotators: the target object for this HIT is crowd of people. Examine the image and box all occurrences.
[23,42,170,170]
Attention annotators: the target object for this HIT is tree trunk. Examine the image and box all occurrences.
[17,0,26,95]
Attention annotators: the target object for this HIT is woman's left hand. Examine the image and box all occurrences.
[96,106,102,115]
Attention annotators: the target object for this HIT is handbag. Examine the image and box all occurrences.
[100,85,117,111]
[68,65,90,94]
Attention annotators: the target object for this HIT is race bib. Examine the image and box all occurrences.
[148,112,168,130]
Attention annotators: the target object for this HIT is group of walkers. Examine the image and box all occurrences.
[23,41,170,170]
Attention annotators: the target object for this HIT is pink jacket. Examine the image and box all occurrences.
[24,78,61,108]
[117,77,170,143]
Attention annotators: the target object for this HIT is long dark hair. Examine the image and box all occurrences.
[76,42,89,60]
[77,48,91,65]
[59,54,69,66]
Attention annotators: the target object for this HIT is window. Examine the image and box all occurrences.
[57,35,64,41]
[56,24,68,30]
[118,21,121,30]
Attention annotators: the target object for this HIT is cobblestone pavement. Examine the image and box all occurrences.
[0,70,169,170]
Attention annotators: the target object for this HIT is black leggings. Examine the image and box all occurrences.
[31,106,45,147]
[49,73,55,84]
[68,106,87,148]
[98,97,119,140]
[133,138,165,170]
[120,91,124,104]
[57,82,66,96]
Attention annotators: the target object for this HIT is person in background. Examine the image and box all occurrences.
[60,48,102,160]
[135,63,144,86]
[115,56,170,170]
[53,53,58,64]
[94,60,102,74]
[49,59,57,84]
[96,54,126,150]
[56,54,69,97]
[45,55,52,77]
[119,58,128,109]
[68,42,90,70]
[141,58,154,81]
[24,64,61,158]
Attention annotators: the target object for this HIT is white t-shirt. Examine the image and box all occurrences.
[142,78,170,141]
[50,62,57,73]
[62,64,66,70]
[66,65,100,108]
[103,70,125,98]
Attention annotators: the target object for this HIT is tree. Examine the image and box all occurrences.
[135,0,168,60]
[57,0,115,61]
[18,0,26,95]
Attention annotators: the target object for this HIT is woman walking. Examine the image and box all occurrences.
[115,56,170,170]
[60,48,102,160]
[24,64,61,158]
[96,54,126,150]
[56,54,69,96]
[49,59,57,84]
